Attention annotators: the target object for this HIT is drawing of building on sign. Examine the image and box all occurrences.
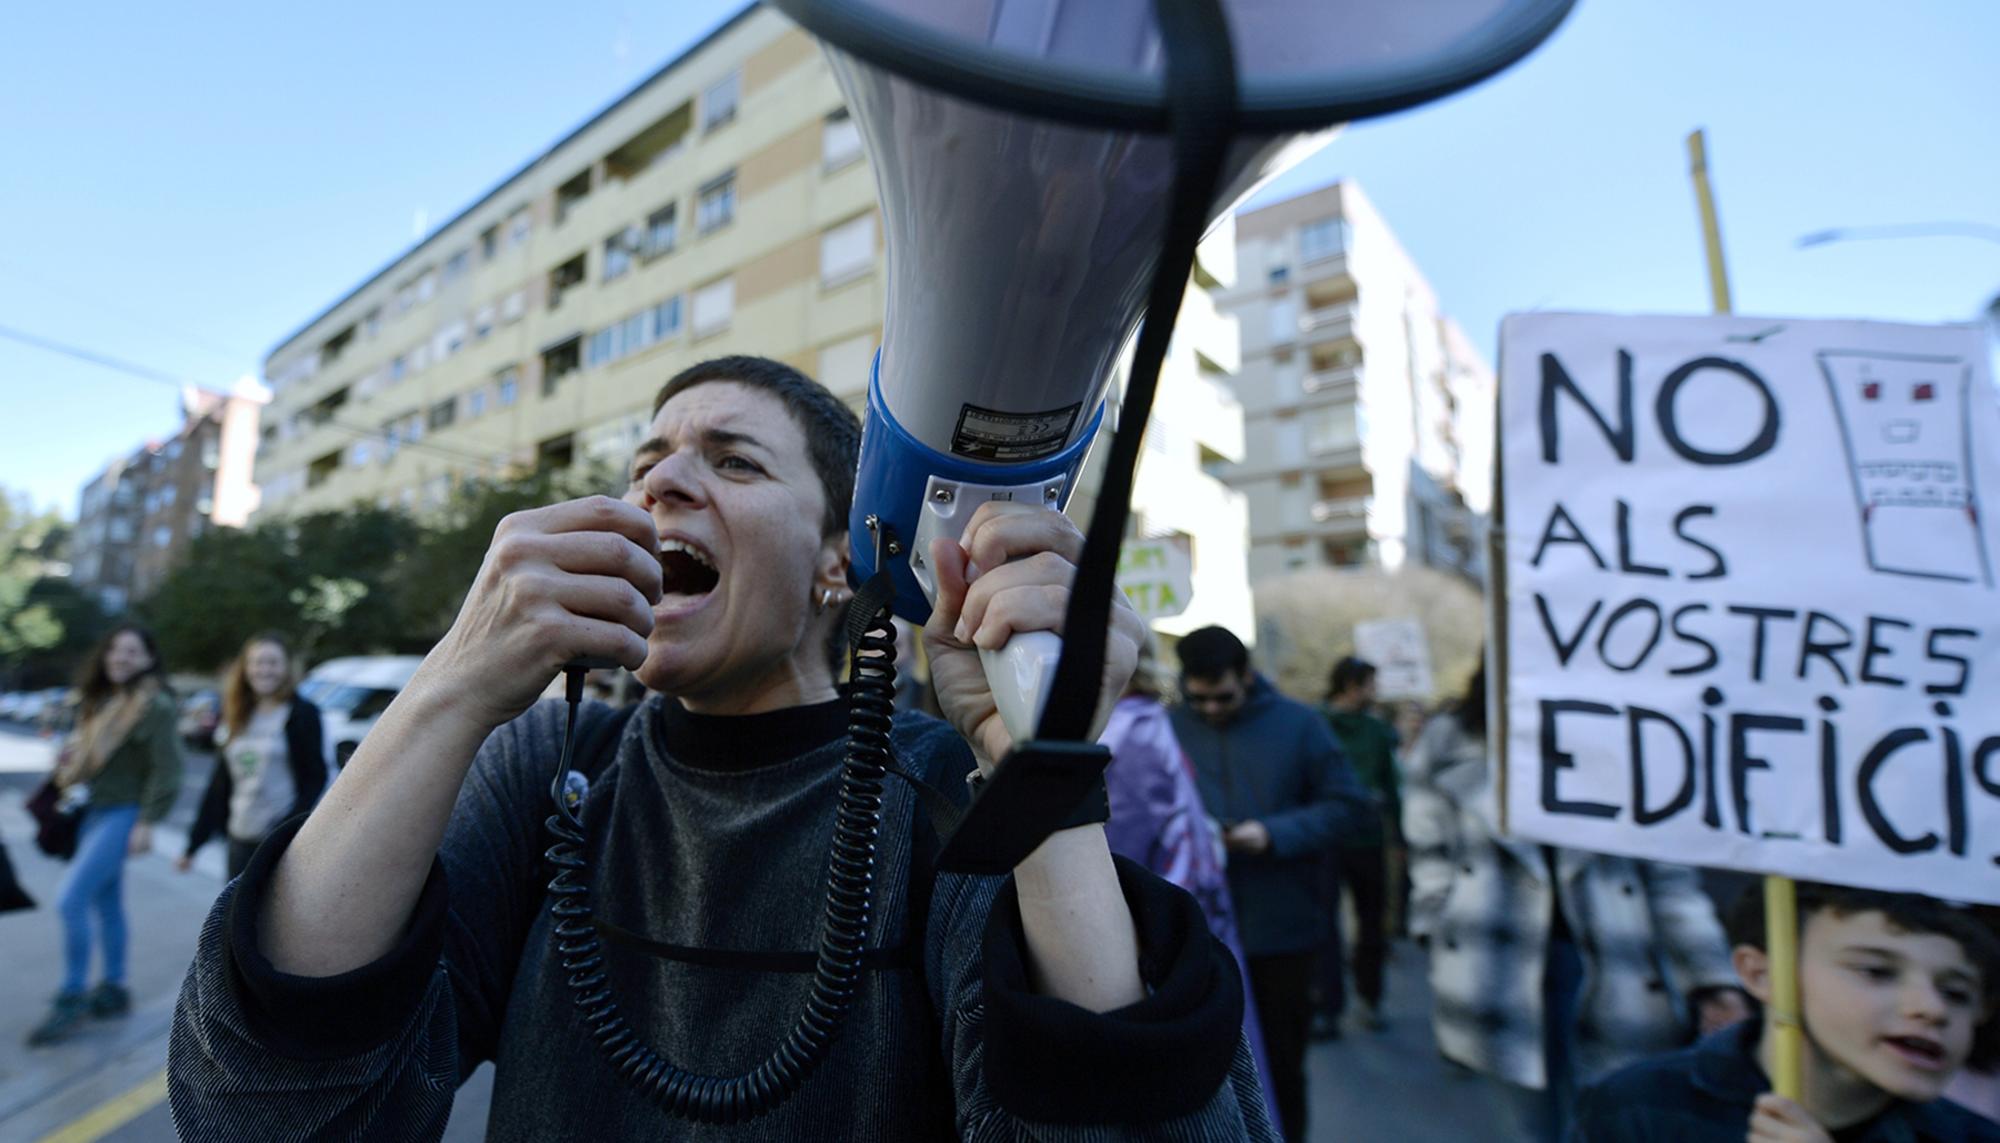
[1819,350,1992,586]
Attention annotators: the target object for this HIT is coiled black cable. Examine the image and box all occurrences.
[543,603,898,1124]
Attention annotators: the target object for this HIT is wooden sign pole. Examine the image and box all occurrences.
[1687,126,1803,1100]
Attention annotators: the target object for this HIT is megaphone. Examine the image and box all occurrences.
[775,0,1577,743]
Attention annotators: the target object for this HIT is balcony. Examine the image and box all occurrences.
[1310,495,1371,525]
[1301,365,1361,401]
[1299,301,1358,346]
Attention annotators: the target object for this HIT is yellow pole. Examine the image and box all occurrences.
[1686,127,1803,1100]
[1687,130,1734,315]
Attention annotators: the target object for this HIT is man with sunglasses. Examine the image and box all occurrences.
[1169,625,1367,1143]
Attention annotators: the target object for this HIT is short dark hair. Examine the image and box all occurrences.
[1176,626,1249,680]
[652,355,860,539]
[1328,656,1376,701]
[1728,881,2000,1067]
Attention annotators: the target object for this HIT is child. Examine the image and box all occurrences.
[1571,881,1999,1142]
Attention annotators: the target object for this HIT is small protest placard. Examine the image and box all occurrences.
[1354,618,1435,700]
[1117,536,1194,622]
[1496,313,2000,904]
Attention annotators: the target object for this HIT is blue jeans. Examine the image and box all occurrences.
[56,803,139,995]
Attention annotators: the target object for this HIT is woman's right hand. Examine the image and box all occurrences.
[416,496,661,734]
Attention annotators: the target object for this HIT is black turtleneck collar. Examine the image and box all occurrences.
[653,693,849,772]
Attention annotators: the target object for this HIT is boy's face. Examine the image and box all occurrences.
[1793,909,1985,1102]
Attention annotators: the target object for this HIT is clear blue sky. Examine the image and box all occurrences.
[3,1,1995,518]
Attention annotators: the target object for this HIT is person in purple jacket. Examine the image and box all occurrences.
[1100,642,1283,1132]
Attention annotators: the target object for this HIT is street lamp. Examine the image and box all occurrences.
[1798,221,2000,343]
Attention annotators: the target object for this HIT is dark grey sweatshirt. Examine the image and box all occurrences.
[167,694,1273,1140]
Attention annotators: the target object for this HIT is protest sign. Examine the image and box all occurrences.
[1495,313,2000,904]
[1117,536,1194,622]
[1354,618,1435,700]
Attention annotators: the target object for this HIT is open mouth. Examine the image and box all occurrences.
[1882,1034,1947,1071]
[659,538,720,598]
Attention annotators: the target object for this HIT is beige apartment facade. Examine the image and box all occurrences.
[254,3,1264,644]
[1213,181,1494,583]
[257,7,887,515]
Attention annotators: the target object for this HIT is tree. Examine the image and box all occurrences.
[1251,564,1485,707]
[0,487,95,688]
[141,505,422,672]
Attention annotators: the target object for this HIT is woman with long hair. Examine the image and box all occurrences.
[27,623,184,1046]
[177,633,325,881]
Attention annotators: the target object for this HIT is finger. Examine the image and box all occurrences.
[967,583,1072,650]
[532,535,664,607]
[957,552,1075,646]
[927,538,973,645]
[526,494,661,549]
[959,501,1084,575]
[543,610,651,672]
[543,574,657,639]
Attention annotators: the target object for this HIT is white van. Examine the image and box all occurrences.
[297,656,424,770]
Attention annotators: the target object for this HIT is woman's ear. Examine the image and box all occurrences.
[1733,945,1773,1005]
[816,531,853,599]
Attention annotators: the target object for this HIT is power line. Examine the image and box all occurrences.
[0,320,500,468]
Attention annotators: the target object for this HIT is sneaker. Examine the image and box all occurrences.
[88,982,131,1019]
[26,993,88,1046]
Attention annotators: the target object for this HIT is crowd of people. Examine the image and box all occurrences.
[4,354,1996,1141]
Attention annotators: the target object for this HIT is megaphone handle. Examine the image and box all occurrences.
[978,630,1064,748]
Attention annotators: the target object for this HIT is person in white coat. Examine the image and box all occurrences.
[1401,662,1750,1142]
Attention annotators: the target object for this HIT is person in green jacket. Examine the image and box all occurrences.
[1314,655,1402,1039]
[27,623,184,1047]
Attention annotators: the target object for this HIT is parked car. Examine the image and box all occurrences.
[0,693,23,720]
[12,690,56,725]
[178,689,222,750]
[297,656,424,771]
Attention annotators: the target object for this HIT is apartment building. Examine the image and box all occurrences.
[1213,180,1494,583]
[252,3,1258,639]
[1069,222,1256,642]
[256,6,884,515]
[72,385,264,613]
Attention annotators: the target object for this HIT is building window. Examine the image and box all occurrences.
[474,304,495,340]
[587,326,618,370]
[822,109,862,171]
[405,410,426,443]
[555,169,592,225]
[443,249,471,282]
[348,440,372,467]
[480,225,499,260]
[701,69,740,132]
[363,308,382,338]
[501,290,527,323]
[603,227,638,281]
[1298,217,1350,263]
[820,214,875,287]
[434,320,468,360]
[691,277,734,338]
[409,343,430,374]
[465,385,488,419]
[416,270,437,302]
[654,295,683,338]
[428,398,457,432]
[1268,265,1290,284]
[646,204,677,258]
[548,253,587,310]
[507,208,533,248]
[697,172,736,234]
[394,280,418,314]
[496,367,519,407]
[541,337,582,396]
[390,355,407,382]
[201,439,220,469]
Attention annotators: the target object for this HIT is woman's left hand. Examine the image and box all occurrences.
[127,822,152,856]
[924,502,1143,768]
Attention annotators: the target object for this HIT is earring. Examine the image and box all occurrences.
[820,588,835,613]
